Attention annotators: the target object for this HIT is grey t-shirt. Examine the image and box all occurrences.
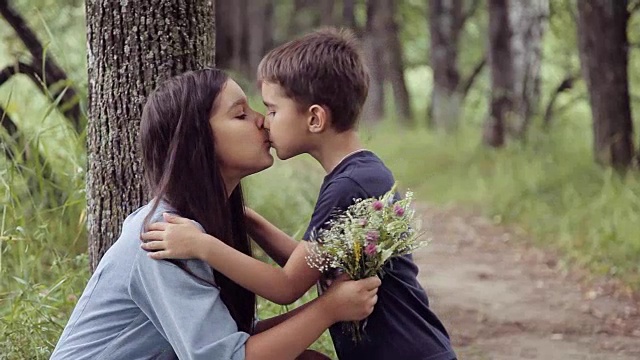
[51,202,249,360]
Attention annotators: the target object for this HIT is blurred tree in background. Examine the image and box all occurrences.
[577,0,635,169]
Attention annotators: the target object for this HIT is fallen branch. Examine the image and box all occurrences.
[1,105,63,202]
[0,1,84,133]
[0,104,21,162]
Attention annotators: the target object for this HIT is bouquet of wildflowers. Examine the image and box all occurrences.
[306,183,428,342]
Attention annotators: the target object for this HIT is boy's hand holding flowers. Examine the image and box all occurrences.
[305,183,428,341]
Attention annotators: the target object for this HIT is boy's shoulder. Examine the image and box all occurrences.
[305,152,395,240]
[325,151,394,198]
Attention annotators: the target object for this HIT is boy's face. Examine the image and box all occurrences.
[261,82,310,160]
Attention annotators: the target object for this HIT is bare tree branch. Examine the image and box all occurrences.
[460,0,482,28]
[461,55,486,97]
[0,1,84,133]
[0,61,41,86]
[543,73,580,129]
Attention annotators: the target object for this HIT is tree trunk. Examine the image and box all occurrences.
[342,0,357,29]
[215,0,234,70]
[289,0,318,36]
[361,0,385,124]
[483,0,548,145]
[247,0,273,80]
[85,0,216,271]
[319,0,336,26]
[429,0,463,131]
[380,0,413,125]
[232,0,249,76]
[577,0,634,169]
[509,0,548,137]
[483,0,511,147]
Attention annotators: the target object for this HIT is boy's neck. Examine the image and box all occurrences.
[309,130,364,174]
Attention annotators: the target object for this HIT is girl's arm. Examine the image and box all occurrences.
[245,276,380,360]
[132,247,379,360]
[141,213,321,305]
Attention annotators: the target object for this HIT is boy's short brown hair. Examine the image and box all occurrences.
[257,27,369,132]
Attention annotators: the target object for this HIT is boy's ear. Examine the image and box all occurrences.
[307,105,330,133]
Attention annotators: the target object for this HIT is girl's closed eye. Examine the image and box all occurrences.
[236,112,248,120]
[267,111,275,117]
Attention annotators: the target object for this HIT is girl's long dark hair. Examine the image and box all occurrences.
[140,69,255,333]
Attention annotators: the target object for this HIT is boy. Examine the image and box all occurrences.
[248,28,456,360]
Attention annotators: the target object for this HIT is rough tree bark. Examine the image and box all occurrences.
[85,0,216,271]
[576,0,635,169]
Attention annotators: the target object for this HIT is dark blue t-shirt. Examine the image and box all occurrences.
[304,151,456,360]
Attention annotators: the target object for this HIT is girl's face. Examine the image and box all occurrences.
[210,79,274,183]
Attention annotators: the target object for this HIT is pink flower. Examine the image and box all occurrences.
[372,200,384,211]
[394,205,405,217]
[365,243,377,256]
[366,231,379,243]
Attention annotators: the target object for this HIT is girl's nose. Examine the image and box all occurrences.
[256,113,266,129]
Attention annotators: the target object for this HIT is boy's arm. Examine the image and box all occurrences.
[142,214,322,305]
[197,236,321,305]
[245,207,298,267]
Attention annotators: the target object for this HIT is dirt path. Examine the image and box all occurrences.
[412,204,640,360]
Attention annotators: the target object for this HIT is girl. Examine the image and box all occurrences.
[51,69,380,360]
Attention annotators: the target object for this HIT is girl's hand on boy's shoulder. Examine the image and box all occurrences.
[140,213,206,260]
